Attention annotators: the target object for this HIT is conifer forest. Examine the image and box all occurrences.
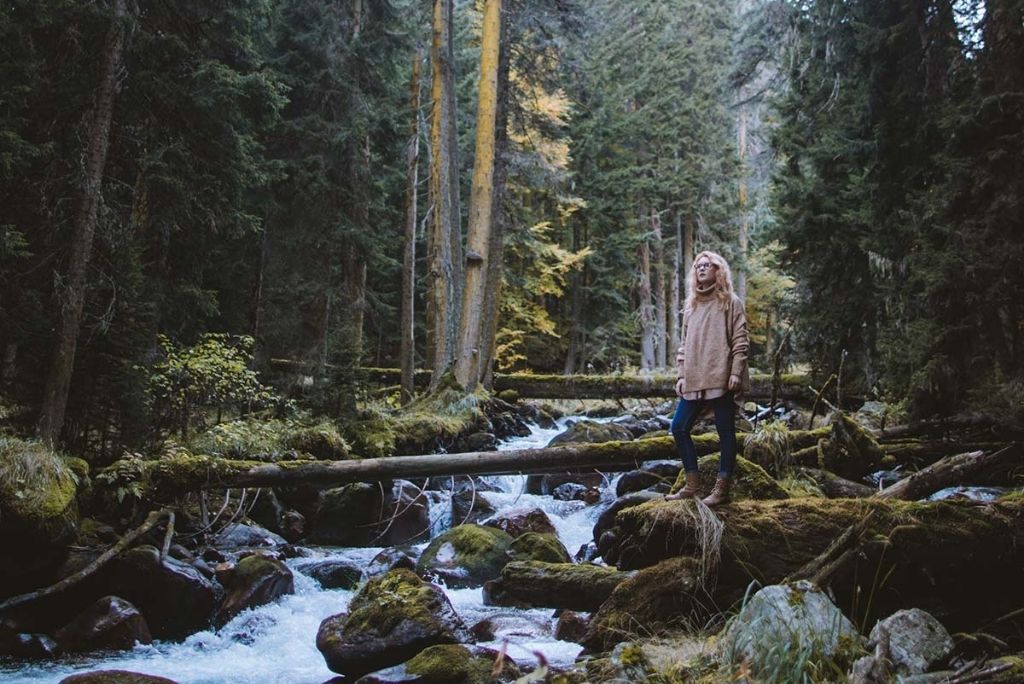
[1,1,1022,683]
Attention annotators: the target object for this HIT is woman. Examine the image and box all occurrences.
[665,250,749,506]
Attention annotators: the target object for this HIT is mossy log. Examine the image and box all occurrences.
[595,497,1024,647]
[875,444,1022,500]
[484,561,632,612]
[269,360,861,402]
[125,430,830,495]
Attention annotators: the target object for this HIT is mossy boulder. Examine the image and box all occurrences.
[484,561,632,612]
[315,568,471,679]
[547,420,634,446]
[282,420,350,460]
[667,454,788,501]
[404,644,521,683]
[185,417,349,461]
[59,672,179,684]
[0,437,80,592]
[507,532,571,564]
[348,416,398,458]
[416,524,513,588]
[214,554,294,627]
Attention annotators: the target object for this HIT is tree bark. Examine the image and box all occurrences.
[37,0,129,446]
[455,0,502,390]
[736,103,749,302]
[669,212,682,361]
[637,223,655,371]
[401,52,423,405]
[427,0,460,391]
[875,445,1021,500]
[652,210,667,369]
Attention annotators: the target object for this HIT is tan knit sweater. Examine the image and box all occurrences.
[676,290,750,401]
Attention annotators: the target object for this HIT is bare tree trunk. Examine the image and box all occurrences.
[652,210,667,370]
[455,0,502,391]
[736,104,749,302]
[478,5,512,391]
[669,212,682,358]
[564,221,582,376]
[683,213,695,282]
[427,0,460,390]
[38,0,129,446]
[401,52,423,405]
[637,219,655,372]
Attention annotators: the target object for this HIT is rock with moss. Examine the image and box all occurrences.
[416,524,513,588]
[547,420,634,446]
[315,568,472,679]
[484,506,556,538]
[214,554,294,627]
[283,420,350,460]
[484,561,632,612]
[59,672,179,684]
[54,596,152,653]
[348,415,398,458]
[507,532,571,564]
[405,644,520,683]
[666,454,788,501]
[719,581,866,679]
[0,437,80,591]
[592,490,667,562]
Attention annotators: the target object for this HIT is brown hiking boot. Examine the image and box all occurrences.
[665,471,701,500]
[701,476,731,507]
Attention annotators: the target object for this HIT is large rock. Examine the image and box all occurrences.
[97,545,222,640]
[719,581,865,678]
[592,491,662,562]
[316,568,472,679]
[356,644,521,684]
[0,631,60,658]
[483,506,556,538]
[615,460,681,497]
[853,608,953,677]
[547,420,634,446]
[54,596,152,653]
[294,558,363,589]
[312,480,430,547]
[484,561,632,612]
[507,532,571,564]
[416,524,513,588]
[525,472,606,496]
[451,486,497,526]
[59,672,178,684]
[214,523,287,550]
[214,554,294,627]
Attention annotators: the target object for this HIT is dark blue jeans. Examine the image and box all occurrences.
[670,393,737,477]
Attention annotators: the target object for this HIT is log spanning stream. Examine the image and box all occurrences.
[2,418,609,684]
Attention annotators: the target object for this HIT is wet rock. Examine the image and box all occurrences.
[574,542,599,563]
[720,581,865,678]
[554,610,590,643]
[552,483,588,501]
[279,510,306,542]
[0,631,59,658]
[592,491,662,560]
[614,461,681,497]
[59,671,179,684]
[98,545,222,640]
[316,568,472,679]
[54,596,152,653]
[366,548,419,578]
[484,506,556,538]
[451,486,497,526]
[245,489,286,535]
[295,558,363,589]
[214,554,294,627]
[312,480,430,547]
[547,420,634,446]
[416,524,513,588]
[526,472,606,496]
[426,475,498,493]
[455,432,498,452]
[507,532,571,564]
[214,523,287,550]
[470,613,551,642]
[484,561,632,612]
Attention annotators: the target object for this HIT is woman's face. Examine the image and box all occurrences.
[694,257,718,286]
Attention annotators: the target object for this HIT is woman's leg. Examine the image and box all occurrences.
[670,398,702,472]
[712,393,737,477]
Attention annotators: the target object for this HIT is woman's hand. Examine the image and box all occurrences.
[675,378,686,397]
[728,374,741,391]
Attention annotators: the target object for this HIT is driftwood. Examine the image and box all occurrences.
[875,444,1021,500]
[134,429,832,494]
[0,509,173,614]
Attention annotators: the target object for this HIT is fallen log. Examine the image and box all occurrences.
[121,429,832,495]
[586,497,1024,650]
[875,444,1022,500]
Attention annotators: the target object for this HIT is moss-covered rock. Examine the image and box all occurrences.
[315,568,471,679]
[184,417,351,462]
[667,454,788,501]
[404,644,521,683]
[547,419,635,446]
[348,415,398,458]
[214,554,294,627]
[484,561,632,612]
[507,532,571,564]
[483,506,556,538]
[416,524,513,588]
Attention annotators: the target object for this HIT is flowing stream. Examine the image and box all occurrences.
[2,418,615,684]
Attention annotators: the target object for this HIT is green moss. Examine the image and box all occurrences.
[342,568,450,636]
[0,436,78,524]
[668,455,788,500]
[348,415,397,458]
[417,524,514,586]
[405,644,513,683]
[508,532,572,564]
[497,389,520,403]
[185,416,349,462]
[743,421,792,476]
[618,643,646,667]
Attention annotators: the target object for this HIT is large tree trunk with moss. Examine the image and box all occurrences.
[454,0,502,391]
[37,0,130,446]
[426,0,461,391]
[586,498,1024,651]
[400,52,423,405]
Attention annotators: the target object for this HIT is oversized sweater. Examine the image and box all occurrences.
[675,290,750,403]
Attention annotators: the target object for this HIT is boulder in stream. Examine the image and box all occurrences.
[416,524,513,588]
[214,554,294,627]
[59,671,179,684]
[316,568,472,679]
[507,532,571,564]
[355,644,521,683]
[294,558,363,589]
[54,596,152,653]
[483,506,556,538]
[484,561,632,612]
[213,522,287,550]
[311,480,430,547]
[547,420,634,446]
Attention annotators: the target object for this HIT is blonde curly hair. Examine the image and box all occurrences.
[684,250,735,314]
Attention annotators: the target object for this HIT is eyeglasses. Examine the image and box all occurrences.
[694,262,716,271]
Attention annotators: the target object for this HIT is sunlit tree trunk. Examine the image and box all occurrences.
[736,103,749,302]
[38,0,130,446]
[455,0,502,390]
[401,52,423,404]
